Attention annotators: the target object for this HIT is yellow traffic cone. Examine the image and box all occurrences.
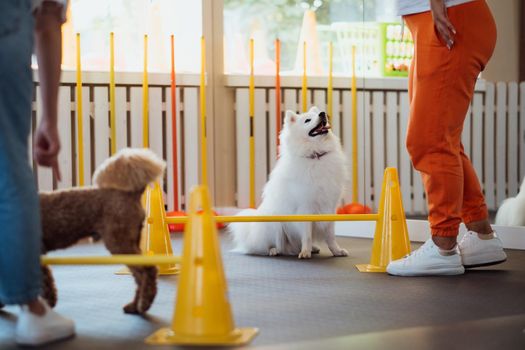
[356,167,411,272]
[116,182,179,275]
[142,182,179,275]
[146,186,258,346]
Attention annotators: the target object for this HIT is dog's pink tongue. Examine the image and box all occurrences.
[321,125,331,131]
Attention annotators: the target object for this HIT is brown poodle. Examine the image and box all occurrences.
[39,148,166,315]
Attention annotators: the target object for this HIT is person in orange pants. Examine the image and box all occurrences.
[388,0,507,276]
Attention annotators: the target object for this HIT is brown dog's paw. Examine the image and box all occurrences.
[136,298,154,314]
[123,302,140,314]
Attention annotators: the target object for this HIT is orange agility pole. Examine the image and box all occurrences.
[167,35,186,233]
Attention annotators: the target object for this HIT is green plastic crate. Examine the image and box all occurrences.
[380,22,413,77]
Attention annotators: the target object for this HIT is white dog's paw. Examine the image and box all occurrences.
[311,246,320,254]
[268,247,278,256]
[298,249,312,259]
[332,248,349,257]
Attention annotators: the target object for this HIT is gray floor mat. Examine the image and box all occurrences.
[1,235,524,349]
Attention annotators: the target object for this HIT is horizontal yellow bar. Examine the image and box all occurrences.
[166,214,380,224]
[41,255,181,266]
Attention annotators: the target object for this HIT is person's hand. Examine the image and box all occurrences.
[34,119,61,181]
[430,0,456,49]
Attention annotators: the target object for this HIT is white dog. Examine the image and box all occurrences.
[495,176,525,227]
[230,106,349,259]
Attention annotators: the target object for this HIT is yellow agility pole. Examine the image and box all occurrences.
[166,213,379,224]
[42,255,181,266]
[249,38,255,208]
[336,45,370,215]
[327,41,333,123]
[200,36,208,186]
[109,32,116,154]
[302,41,307,112]
[75,33,84,186]
[351,45,358,203]
[143,34,149,148]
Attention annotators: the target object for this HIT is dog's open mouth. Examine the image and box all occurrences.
[309,121,331,137]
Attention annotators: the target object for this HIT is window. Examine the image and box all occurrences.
[223,0,404,77]
[60,0,202,73]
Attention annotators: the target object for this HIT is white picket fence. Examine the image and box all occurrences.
[32,71,524,215]
[230,76,525,215]
[31,71,202,211]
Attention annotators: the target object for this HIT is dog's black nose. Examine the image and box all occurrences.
[319,112,327,125]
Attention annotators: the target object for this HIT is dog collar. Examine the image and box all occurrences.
[306,151,328,159]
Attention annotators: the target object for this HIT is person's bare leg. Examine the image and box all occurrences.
[465,219,493,236]
[432,236,458,250]
[26,299,46,316]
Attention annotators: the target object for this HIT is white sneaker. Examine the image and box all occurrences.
[459,231,507,268]
[387,239,465,276]
[16,298,75,346]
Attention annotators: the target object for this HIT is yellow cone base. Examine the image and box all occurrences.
[355,168,411,273]
[356,264,386,273]
[145,327,259,346]
[115,264,180,276]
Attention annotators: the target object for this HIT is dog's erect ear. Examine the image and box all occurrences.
[284,110,297,125]
[308,106,320,115]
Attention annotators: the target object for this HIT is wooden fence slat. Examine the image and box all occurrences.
[471,93,483,178]
[57,86,72,189]
[507,82,519,197]
[386,92,398,168]
[235,88,250,208]
[148,87,164,185]
[93,87,109,170]
[313,90,326,113]
[254,89,267,206]
[283,89,297,114]
[412,168,425,214]
[341,91,353,204]
[268,88,278,171]
[399,92,412,214]
[331,90,341,140]
[496,82,507,205]
[362,91,372,208]
[115,87,127,151]
[129,87,143,148]
[36,86,53,191]
[484,82,496,209]
[184,88,199,203]
[81,86,91,185]
[462,104,472,158]
[372,91,385,211]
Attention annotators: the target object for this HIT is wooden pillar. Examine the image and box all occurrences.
[202,0,236,206]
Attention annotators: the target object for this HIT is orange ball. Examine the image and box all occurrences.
[337,203,372,215]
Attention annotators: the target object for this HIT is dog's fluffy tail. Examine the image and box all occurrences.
[93,148,166,192]
[229,208,281,255]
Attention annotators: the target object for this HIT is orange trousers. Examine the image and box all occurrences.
[404,0,496,237]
